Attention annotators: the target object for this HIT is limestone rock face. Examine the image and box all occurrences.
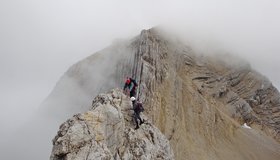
[50,89,174,160]
[131,29,280,159]
[49,28,280,160]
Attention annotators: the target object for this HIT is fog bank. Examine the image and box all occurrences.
[0,0,280,159]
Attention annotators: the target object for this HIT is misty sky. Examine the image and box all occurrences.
[0,0,280,158]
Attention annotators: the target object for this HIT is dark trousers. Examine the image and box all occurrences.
[134,112,142,127]
[130,89,136,98]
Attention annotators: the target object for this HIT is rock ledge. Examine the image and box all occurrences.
[50,89,174,160]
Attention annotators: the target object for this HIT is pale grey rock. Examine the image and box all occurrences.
[50,89,174,160]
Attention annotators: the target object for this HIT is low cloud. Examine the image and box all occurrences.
[0,0,280,159]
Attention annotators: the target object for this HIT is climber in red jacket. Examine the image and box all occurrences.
[123,77,138,96]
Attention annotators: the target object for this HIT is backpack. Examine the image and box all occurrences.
[136,102,144,112]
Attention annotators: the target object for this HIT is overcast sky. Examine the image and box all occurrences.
[0,0,280,158]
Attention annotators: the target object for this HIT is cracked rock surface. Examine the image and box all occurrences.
[50,89,174,160]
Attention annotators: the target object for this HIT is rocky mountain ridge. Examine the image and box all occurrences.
[50,89,174,160]
[49,28,280,160]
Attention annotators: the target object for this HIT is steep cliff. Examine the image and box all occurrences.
[49,28,280,160]
[131,29,280,159]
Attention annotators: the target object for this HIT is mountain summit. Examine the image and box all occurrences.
[49,28,280,160]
